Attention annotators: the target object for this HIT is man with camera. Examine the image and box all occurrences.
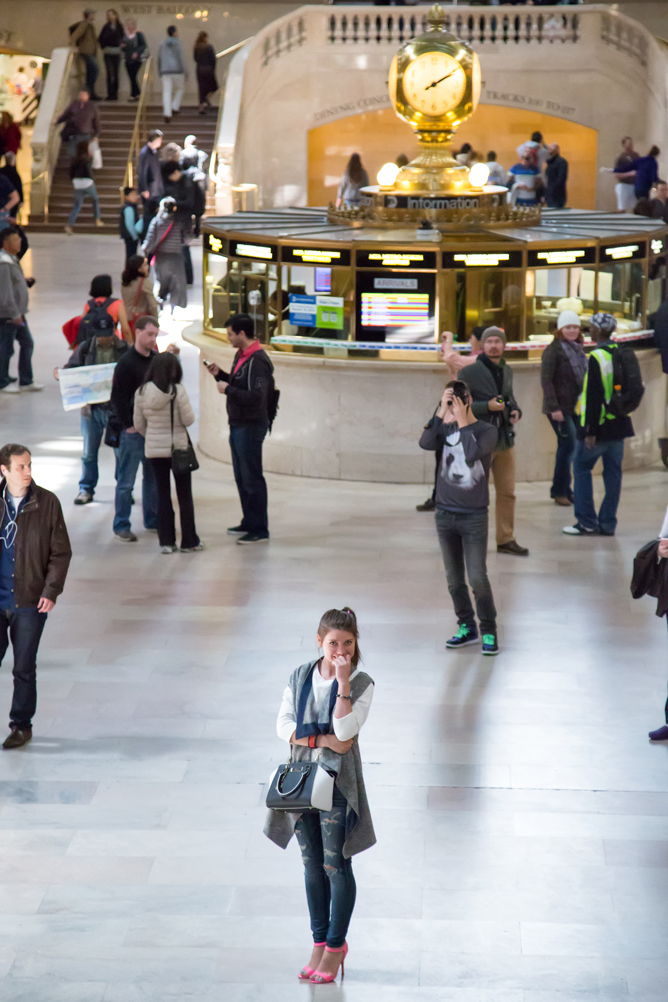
[462,326,529,556]
[420,379,500,655]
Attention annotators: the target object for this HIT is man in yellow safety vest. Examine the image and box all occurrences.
[563,312,643,537]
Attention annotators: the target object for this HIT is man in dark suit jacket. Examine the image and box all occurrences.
[137,130,164,235]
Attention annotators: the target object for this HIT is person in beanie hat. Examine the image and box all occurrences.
[564,312,644,536]
[417,326,485,512]
[458,326,529,556]
[541,311,587,506]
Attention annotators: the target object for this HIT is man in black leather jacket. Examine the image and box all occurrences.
[205,314,275,544]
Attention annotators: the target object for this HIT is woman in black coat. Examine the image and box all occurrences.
[541,310,588,505]
[99,9,125,101]
[193,32,217,114]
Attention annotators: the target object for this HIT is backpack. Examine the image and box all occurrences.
[76,298,115,345]
[607,344,645,417]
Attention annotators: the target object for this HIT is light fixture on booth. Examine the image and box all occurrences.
[468,163,489,189]
[377,163,401,189]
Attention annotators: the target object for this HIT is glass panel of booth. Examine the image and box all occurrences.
[204,239,278,343]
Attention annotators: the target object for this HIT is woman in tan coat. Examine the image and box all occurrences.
[133,352,202,553]
[121,255,159,333]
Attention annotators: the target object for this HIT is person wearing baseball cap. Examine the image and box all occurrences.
[541,310,587,506]
[460,325,529,556]
[564,312,644,537]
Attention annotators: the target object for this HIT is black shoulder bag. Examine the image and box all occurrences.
[170,392,199,475]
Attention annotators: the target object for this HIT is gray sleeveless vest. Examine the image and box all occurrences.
[263,659,376,859]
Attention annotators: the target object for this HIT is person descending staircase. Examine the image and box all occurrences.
[28,104,218,234]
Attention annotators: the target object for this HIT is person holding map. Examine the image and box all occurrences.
[55,314,128,506]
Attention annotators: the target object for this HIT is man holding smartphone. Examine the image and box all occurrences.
[204,313,275,544]
[420,380,500,655]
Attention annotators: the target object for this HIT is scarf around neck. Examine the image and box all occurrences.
[559,337,587,388]
[295,661,338,739]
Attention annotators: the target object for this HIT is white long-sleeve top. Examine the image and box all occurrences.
[277,665,374,743]
[660,505,668,538]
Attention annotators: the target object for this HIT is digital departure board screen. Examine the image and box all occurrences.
[443,250,523,269]
[228,240,277,262]
[314,267,332,293]
[361,292,430,327]
[527,247,596,267]
[282,246,351,266]
[356,250,437,269]
[599,242,646,262]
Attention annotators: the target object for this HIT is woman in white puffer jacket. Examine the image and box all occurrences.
[133,352,202,553]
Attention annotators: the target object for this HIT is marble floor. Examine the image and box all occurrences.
[0,235,667,1000]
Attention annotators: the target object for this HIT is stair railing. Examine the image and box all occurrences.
[29,47,80,220]
[121,55,154,201]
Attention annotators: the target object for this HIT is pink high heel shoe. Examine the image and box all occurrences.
[298,942,326,980]
[309,941,348,984]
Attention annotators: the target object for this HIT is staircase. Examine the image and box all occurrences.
[27,103,218,234]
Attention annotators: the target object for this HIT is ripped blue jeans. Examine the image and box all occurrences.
[294,785,356,949]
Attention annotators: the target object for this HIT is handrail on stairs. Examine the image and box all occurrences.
[30,47,78,221]
[207,38,254,207]
[120,56,154,202]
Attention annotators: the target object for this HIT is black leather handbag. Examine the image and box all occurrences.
[170,394,199,475]
[266,759,334,813]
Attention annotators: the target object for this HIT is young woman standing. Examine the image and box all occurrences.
[99,9,125,101]
[193,32,217,114]
[133,352,202,553]
[265,607,375,984]
[540,309,587,505]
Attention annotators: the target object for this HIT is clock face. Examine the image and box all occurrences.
[402,52,467,117]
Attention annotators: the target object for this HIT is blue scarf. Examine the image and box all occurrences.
[294,661,338,739]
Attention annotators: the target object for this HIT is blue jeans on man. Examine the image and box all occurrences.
[547,413,577,499]
[0,320,34,388]
[435,508,497,635]
[81,54,99,95]
[0,607,47,730]
[573,437,624,534]
[113,429,158,534]
[80,405,109,495]
[229,422,269,537]
[66,132,93,158]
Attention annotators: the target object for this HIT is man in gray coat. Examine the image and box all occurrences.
[459,326,529,556]
[158,26,186,122]
[0,226,42,395]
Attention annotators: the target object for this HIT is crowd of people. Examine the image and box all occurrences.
[68,9,219,114]
[417,312,645,657]
[600,136,667,220]
[335,133,570,210]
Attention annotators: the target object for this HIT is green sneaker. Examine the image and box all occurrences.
[482,634,499,656]
[446,625,479,649]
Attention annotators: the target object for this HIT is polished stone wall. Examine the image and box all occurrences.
[230,5,668,213]
[189,332,667,484]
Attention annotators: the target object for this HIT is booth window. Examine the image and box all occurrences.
[204,250,228,333]
[525,265,597,340]
[597,261,644,332]
[276,265,353,340]
[207,257,278,343]
[451,269,523,342]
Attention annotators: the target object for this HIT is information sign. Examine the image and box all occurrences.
[289,294,344,329]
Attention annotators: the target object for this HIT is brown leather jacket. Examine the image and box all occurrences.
[0,480,72,607]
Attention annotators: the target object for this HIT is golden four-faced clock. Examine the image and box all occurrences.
[387,4,482,193]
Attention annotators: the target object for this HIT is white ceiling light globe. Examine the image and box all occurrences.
[377,163,401,187]
[469,163,490,189]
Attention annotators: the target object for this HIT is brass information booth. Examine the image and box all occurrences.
[202,208,667,359]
